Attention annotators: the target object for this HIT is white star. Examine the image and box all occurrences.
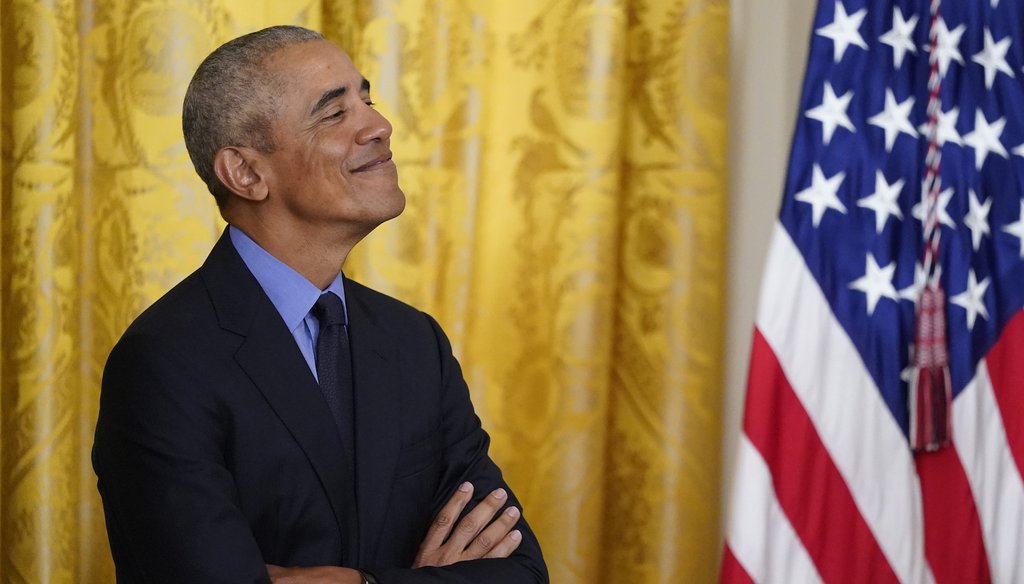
[795,164,848,227]
[920,106,962,147]
[898,262,934,303]
[849,254,899,315]
[964,190,992,251]
[963,110,1008,170]
[879,7,919,69]
[929,18,967,77]
[951,269,990,330]
[806,82,855,144]
[1013,143,1024,158]
[972,28,1014,89]
[1002,200,1024,258]
[816,1,868,63]
[868,89,918,151]
[912,185,956,229]
[858,170,904,233]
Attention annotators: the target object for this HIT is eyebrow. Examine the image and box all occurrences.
[309,79,372,116]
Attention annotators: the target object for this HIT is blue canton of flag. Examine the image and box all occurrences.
[781,0,1024,430]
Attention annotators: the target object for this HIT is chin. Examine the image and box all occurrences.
[381,187,407,221]
[354,190,406,236]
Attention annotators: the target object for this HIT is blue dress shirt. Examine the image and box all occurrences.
[229,226,347,381]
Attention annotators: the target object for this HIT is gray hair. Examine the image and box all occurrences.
[183,25,324,206]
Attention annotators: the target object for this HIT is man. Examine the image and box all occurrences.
[92,25,547,583]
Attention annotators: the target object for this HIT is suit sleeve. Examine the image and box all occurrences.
[368,314,549,584]
[92,332,271,584]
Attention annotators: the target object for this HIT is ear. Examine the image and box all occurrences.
[213,146,269,202]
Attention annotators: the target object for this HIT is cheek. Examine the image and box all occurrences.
[312,143,354,178]
[296,149,345,188]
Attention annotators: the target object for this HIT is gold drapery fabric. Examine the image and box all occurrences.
[0,1,729,582]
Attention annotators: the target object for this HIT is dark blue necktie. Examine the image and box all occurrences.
[312,293,354,447]
[312,292,359,558]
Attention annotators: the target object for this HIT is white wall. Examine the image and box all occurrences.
[722,0,817,524]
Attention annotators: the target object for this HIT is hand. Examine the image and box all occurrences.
[265,565,362,584]
[413,481,523,568]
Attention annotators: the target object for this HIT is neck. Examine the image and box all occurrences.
[230,220,360,290]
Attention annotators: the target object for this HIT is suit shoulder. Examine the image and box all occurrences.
[117,270,216,345]
[345,278,431,324]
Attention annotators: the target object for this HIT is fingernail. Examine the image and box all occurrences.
[459,482,472,493]
[505,507,520,518]
[492,488,507,499]
[510,529,522,541]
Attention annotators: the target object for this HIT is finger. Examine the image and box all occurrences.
[419,481,474,553]
[483,529,524,559]
[463,505,520,559]
[444,487,508,552]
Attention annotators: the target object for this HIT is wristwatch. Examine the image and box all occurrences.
[359,570,380,584]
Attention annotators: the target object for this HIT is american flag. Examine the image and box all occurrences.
[722,1,1024,583]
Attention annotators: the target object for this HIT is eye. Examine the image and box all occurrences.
[327,109,345,119]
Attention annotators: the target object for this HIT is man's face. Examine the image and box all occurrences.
[256,40,405,239]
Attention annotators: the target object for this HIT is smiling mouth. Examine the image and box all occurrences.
[352,153,394,173]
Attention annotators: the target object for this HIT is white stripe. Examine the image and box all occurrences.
[756,223,930,584]
[726,435,823,584]
[953,361,1024,584]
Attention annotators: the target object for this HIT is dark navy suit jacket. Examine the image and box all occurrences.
[93,230,547,583]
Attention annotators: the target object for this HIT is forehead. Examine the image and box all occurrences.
[262,40,365,103]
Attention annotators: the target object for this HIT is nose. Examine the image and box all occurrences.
[355,106,392,144]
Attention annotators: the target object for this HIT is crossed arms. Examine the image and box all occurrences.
[268,482,525,583]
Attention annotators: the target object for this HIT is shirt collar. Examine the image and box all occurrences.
[229,225,348,332]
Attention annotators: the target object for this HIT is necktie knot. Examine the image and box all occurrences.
[313,293,347,327]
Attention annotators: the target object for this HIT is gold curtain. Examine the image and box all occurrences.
[0,0,729,582]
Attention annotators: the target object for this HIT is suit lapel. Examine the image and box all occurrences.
[345,279,402,564]
[234,305,352,544]
[200,232,350,550]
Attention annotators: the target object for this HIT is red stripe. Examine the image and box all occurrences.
[744,330,899,584]
[913,311,1024,584]
[720,544,756,584]
[915,449,991,583]
[982,308,1024,478]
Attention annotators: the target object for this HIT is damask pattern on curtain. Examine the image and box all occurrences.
[0,1,728,582]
